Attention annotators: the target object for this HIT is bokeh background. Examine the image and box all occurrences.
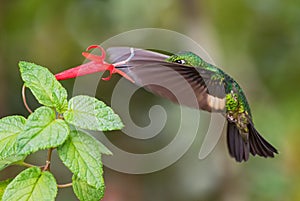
[0,0,299,200]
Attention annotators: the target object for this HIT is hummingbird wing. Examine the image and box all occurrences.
[107,47,227,112]
[108,47,278,162]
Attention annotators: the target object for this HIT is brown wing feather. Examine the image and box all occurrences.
[107,47,226,112]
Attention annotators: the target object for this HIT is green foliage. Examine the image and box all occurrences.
[64,95,124,131]
[0,179,12,201]
[19,61,68,113]
[0,116,26,160]
[17,106,69,155]
[0,62,123,201]
[0,116,27,171]
[58,129,107,188]
[0,155,25,171]
[2,167,57,201]
[72,175,105,201]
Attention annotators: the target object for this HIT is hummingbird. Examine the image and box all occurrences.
[106,47,278,162]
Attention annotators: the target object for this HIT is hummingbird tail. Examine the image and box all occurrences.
[227,122,250,162]
[227,122,278,162]
[248,123,278,158]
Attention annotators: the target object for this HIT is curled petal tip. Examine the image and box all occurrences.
[86,45,99,51]
[86,45,106,59]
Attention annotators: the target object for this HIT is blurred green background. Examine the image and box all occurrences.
[0,0,299,200]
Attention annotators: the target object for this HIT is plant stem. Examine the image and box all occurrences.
[43,148,53,171]
[20,162,36,168]
[57,183,73,188]
[22,84,33,114]
[57,113,64,120]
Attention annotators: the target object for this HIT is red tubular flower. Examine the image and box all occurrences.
[55,45,134,83]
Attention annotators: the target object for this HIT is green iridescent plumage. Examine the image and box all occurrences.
[166,51,251,116]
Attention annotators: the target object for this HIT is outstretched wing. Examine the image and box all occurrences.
[107,47,227,113]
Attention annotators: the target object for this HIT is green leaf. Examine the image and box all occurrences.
[2,167,57,201]
[19,61,68,113]
[0,116,26,160]
[0,155,25,171]
[0,116,27,171]
[57,129,106,188]
[0,178,12,201]
[64,95,123,131]
[17,106,69,155]
[72,175,104,201]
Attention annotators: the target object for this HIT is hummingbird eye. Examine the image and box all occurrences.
[174,59,186,65]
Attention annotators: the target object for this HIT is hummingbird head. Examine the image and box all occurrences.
[166,51,204,66]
